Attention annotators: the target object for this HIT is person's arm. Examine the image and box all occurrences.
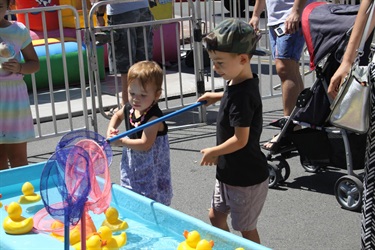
[328,0,375,99]
[249,0,266,31]
[117,116,164,151]
[197,92,223,106]
[2,43,39,75]
[284,0,308,34]
[200,127,249,166]
[96,1,106,26]
[107,108,125,146]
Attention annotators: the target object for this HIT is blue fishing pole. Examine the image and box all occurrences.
[107,101,207,143]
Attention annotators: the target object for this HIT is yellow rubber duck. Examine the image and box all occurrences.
[177,230,201,250]
[2,201,34,234]
[195,239,214,250]
[86,235,103,250]
[50,214,97,248]
[73,233,103,250]
[98,226,127,250]
[101,207,128,232]
[19,182,41,204]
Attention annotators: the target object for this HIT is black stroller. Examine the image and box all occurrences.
[264,2,372,211]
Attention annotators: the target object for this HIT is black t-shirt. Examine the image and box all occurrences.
[124,103,168,139]
[216,76,269,186]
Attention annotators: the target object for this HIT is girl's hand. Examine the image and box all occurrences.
[106,128,119,139]
[200,147,218,166]
[1,58,21,74]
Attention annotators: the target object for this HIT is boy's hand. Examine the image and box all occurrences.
[197,92,222,106]
[200,147,218,166]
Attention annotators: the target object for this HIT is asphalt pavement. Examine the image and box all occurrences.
[26,93,362,250]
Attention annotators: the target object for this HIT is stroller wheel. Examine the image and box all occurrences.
[334,175,363,212]
[268,163,280,188]
[275,156,291,183]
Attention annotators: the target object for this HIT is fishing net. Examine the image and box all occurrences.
[56,129,113,166]
[73,139,111,214]
[36,136,111,247]
[39,145,91,226]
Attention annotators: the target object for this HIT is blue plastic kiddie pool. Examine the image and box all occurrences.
[0,162,271,250]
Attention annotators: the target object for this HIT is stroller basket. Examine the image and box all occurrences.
[289,128,365,170]
[289,128,331,167]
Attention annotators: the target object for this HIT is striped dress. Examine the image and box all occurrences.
[361,56,375,249]
[0,22,34,144]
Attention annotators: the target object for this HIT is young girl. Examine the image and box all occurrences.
[0,0,40,170]
[106,60,172,206]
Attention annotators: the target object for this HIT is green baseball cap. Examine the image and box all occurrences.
[204,18,267,56]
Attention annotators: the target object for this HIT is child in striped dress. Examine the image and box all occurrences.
[0,0,40,170]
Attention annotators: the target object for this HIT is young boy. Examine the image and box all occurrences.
[197,18,269,244]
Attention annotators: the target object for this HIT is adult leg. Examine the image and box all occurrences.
[121,73,128,105]
[275,58,304,116]
[241,228,261,244]
[8,143,28,168]
[0,144,9,170]
[208,208,230,232]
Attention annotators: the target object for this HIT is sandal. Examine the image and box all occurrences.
[95,31,120,46]
[106,104,123,118]
[261,133,294,153]
[269,116,297,134]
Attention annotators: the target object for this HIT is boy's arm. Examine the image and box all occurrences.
[197,92,223,106]
[200,127,249,166]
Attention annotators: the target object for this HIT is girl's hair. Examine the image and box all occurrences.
[127,61,163,92]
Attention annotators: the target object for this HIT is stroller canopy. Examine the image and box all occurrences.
[302,2,359,70]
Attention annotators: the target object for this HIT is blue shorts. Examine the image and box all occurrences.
[269,24,305,62]
[107,8,154,74]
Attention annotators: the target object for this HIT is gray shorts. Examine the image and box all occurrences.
[107,8,154,74]
[211,178,269,231]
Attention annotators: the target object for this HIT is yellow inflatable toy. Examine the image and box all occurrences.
[178,230,215,250]
[101,207,128,232]
[19,182,41,204]
[98,226,127,250]
[3,201,34,234]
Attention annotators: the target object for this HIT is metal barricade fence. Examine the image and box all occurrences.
[89,0,207,125]
[5,0,356,145]
[6,5,90,141]
[173,0,319,99]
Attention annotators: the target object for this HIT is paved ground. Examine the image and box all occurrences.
[23,3,363,249]
[26,93,362,250]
